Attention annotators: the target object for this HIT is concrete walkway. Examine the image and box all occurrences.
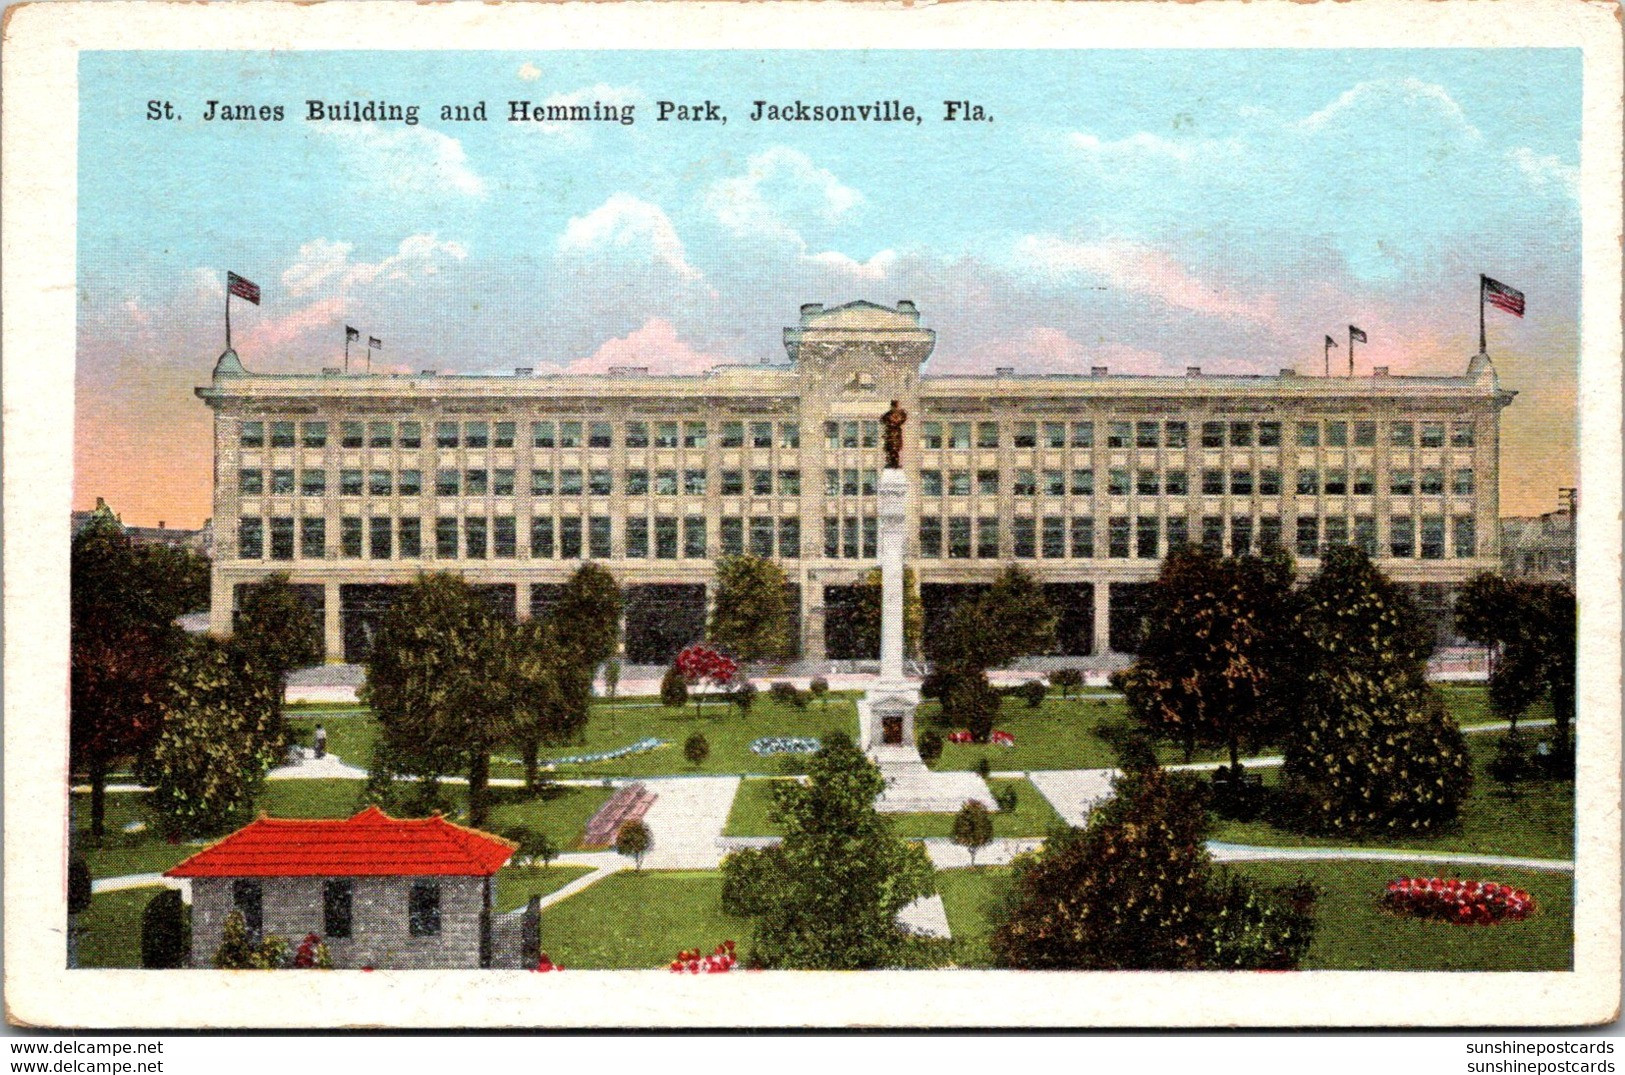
[637,776,742,869]
[1206,841,1575,872]
[90,873,189,896]
[896,894,952,939]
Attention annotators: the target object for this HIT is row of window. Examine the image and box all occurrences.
[918,419,1477,451]
[917,514,1479,561]
[240,464,1478,500]
[237,514,811,562]
[231,878,440,941]
[240,419,803,451]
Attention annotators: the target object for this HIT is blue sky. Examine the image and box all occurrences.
[76,49,1582,524]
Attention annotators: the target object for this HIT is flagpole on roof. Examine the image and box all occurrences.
[1479,274,1488,355]
[225,278,231,352]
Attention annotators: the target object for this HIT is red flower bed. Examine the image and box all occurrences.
[532,951,564,972]
[1382,877,1534,925]
[946,730,1016,746]
[669,941,738,973]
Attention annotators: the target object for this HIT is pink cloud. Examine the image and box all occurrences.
[1018,236,1277,325]
[563,318,734,375]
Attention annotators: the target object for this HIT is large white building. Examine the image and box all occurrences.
[197,300,1514,664]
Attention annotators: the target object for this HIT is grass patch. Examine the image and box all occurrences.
[485,785,617,851]
[493,865,597,913]
[722,778,1061,839]
[77,888,161,969]
[284,715,377,766]
[936,866,1012,968]
[1208,733,1574,862]
[536,870,750,969]
[1229,859,1572,971]
[71,793,199,879]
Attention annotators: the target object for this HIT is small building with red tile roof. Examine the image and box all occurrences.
[167,807,523,969]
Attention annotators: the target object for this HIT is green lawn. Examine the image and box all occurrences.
[77,888,161,969]
[723,777,1061,838]
[484,784,617,850]
[284,714,377,765]
[1208,732,1575,862]
[494,865,597,913]
[71,793,200,879]
[536,870,751,969]
[933,859,1572,971]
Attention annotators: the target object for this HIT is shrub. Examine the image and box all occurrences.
[1018,680,1048,709]
[944,672,1001,743]
[770,682,800,706]
[1097,720,1160,772]
[732,680,758,715]
[660,664,688,710]
[684,731,711,768]
[1051,668,1085,699]
[213,910,288,969]
[974,756,992,780]
[950,800,995,867]
[291,932,332,969]
[720,846,783,917]
[1207,876,1317,970]
[918,729,943,765]
[994,782,1019,813]
[1208,764,1264,821]
[808,677,829,710]
[1487,733,1530,798]
[501,826,559,867]
[140,888,190,968]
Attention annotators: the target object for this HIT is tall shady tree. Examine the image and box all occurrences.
[708,555,794,664]
[233,573,323,739]
[70,512,187,841]
[361,573,517,827]
[926,567,1057,742]
[1115,549,1301,768]
[1457,573,1576,751]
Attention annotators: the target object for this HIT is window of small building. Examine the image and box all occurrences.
[1324,470,1347,496]
[1013,422,1038,449]
[1353,422,1377,447]
[302,470,327,497]
[240,469,264,496]
[1389,470,1413,496]
[1044,422,1066,449]
[561,469,585,496]
[369,470,392,497]
[626,422,649,448]
[233,880,263,938]
[1257,422,1281,448]
[1071,469,1094,497]
[340,518,363,558]
[1389,516,1415,558]
[842,517,860,559]
[1231,516,1253,555]
[779,423,799,449]
[947,423,971,450]
[1166,516,1189,553]
[978,422,1000,449]
[1355,516,1377,557]
[976,518,1000,559]
[1325,422,1347,448]
[1258,469,1280,496]
[588,469,612,496]
[779,470,801,497]
[860,422,878,449]
[495,469,517,497]
[1014,469,1037,497]
[1137,470,1159,496]
[683,470,706,496]
[1420,516,1446,560]
[1453,516,1476,558]
[1042,517,1066,559]
[1200,422,1224,449]
[559,422,582,449]
[1325,517,1349,548]
[435,517,458,558]
[1296,470,1319,496]
[920,470,942,496]
[1389,422,1414,448]
[821,518,838,559]
[921,422,943,450]
[1451,422,1475,448]
[1200,516,1223,555]
[1453,469,1475,496]
[1295,422,1319,448]
[533,422,555,449]
[1353,469,1375,496]
[1107,421,1131,449]
[1201,469,1224,496]
[1165,470,1188,496]
[1259,516,1282,554]
[435,422,459,449]
[717,421,743,449]
[1296,517,1320,558]
[1420,423,1446,449]
[1420,469,1444,496]
[409,881,441,937]
[748,517,773,558]
[750,469,772,496]
[533,470,556,496]
[1045,470,1066,497]
[655,422,680,449]
[1136,422,1159,449]
[947,517,972,559]
[1108,517,1131,558]
[464,469,488,496]
[721,470,743,496]
[1136,516,1159,559]
[1230,470,1253,496]
[1165,421,1188,449]
[1228,422,1253,448]
[270,518,295,561]
[862,518,878,559]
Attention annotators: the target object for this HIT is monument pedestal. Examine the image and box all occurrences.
[863,468,995,813]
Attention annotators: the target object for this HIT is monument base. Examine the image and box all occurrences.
[857,692,997,814]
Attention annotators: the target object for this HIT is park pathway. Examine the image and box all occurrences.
[636,776,741,870]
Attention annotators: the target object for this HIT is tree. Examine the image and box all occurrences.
[503,619,592,791]
[1457,573,1576,751]
[360,573,519,828]
[603,658,621,701]
[809,677,830,713]
[70,513,188,840]
[684,731,711,768]
[615,818,652,870]
[1051,668,1084,699]
[847,565,924,661]
[943,672,1002,742]
[1115,549,1301,768]
[950,800,994,867]
[233,573,322,739]
[708,555,793,663]
[660,663,689,710]
[551,563,623,671]
[925,568,1058,743]
[725,733,939,969]
[502,826,560,868]
[139,544,212,616]
[1283,547,1473,836]
[136,636,281,838]
[675,643,739,718]
[989,763,1315,970]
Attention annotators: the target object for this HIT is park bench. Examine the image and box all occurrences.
[581,782,657,848]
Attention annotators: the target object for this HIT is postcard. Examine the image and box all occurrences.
[4,0,1620,1029]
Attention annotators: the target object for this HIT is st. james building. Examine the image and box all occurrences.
[198,300,1514,664]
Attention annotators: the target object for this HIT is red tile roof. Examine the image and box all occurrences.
[165,807,516,878]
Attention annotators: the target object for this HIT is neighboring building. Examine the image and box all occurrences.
[72,497,212,556]
[166,807,523,969]
[1501,507,1576,584]
[196,300,1514,664]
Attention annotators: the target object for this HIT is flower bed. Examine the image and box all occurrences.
[749,736,821,756]
[669,941,738,973]
[946,730,1016,747]
[499,737,667,769]
[1382,877,1535,925]
[532,951,564,972]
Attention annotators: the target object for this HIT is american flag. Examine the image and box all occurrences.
[346,326,360,341]
[226,272,260,305]
[368,336,382,349]
[1349,326,1367,344]
[1484,276,1525,318]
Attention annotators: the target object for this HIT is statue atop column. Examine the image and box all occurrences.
[882,399,907,470]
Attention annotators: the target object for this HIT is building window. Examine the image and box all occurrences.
[1135,421,1159,449]
[1452,422,1475,448]
[842,517,859,559]
[339,470,363,497]
[975,517,999,559]
[1324,469,1347,496]
[1071,469,1094,496]
[862,517,878,558]
[369,470,392,497]
[1257,469,1281,496]
[1136,470,1159,496]
[434,470,458,497]
[588,421,612,449]
[1389,470,1413,496]
[494,421,516,449]
[1390,515,1414,558]
[778,470,801,497]
[780,422,800,449]
[533,470,556,497]
[1013,518,1037,558]
[684,517,707,558]
[1136,516,1159,559]
[464,422,489,449]
[269,469,295,495]
[655,422,679,449]
[430,421,456,449]
[861,470,878,496]
[650,470,674,497]
[1014,422,1039,449]
[978,422,1000,449]
[722,422,745,449]
[1071,422,1094,448]
[1420,469,1444,496]
[498,516,521,559]
[1230,470,1253,496]
[1420,422,1445,449]
[1231,516,1253,555]
[530,517,554,558]
[751,469,773,496]
[494,469,517,497]
[341,517,363,558]
[1325,422,1347,448]
[748,517,773,558]
[239,469,263,495]
[681,422,707,449]
[921,470,942,496]
[269,517,295,561]
[1453,516,1476,558]
[555,422,579,449]
[323,880,353,939]
[1107,421,1131,449]
[753,422,775,449]
[1352,469,1375,496]
[625,517,649,558]
[861,422,879,449]
[369,517,391,559]
[1201,469,1224,496]
[1257,422,1281,448]
[682,470,706,496]
[465,469,489,496]
[1014,469,1038,496]
[398,518,421,559]
[1296,517,1320,557]
[399,422,422,450]
[1229,422,1253,448]
[301,517,326,559]
[921,422,942,450]
[722,518,745,557]
[1042,516,1066,559]
[367,422,392,449]
[721,470,743,496]
[918,516,942,558]
[303,422,328,449]
[1296,422,1319,448]
[233,880,263,939]
[822,518,838,559]
[586,515,611,558]
[1201,422,1224,449]
[1348,421,1373,447]
[1165,470,1188,496]
[409,881,441,937]
[1201,516,1223,555]
[1296,469,1319,496]
[559,517,582,559]
[951,471,975,496]
[1325,516,1349,548]
[398,470,421,497]
[948,516,971,559]
[268,421,295,449]
[1108,469,1130,497]
[1045,470,1067,497]
[1071,517,1095,558]
[588,469,612,496]
[1355,516,1377,557]
[947,422,971,450]
[1453,469,1475,496]
[1044,422,1067,449]
[626,421,649,448]
[1259,516,1282,554]
[1167,516,1189,552]
[615,469,641,497]
[656,517,680,559]
[533,421,555,449]
[561,469,585,496]
[1389,422,1414,448]
[1108,516,1131,558]
[464,517,487,559]
[239,421,266,449]
[435,517,458,558]
[1165,421,1188,448]
[1420,516,1446,560]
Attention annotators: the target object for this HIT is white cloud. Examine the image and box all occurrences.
[281,234,468,299]
[1509,147,1579,199]
[1297,77,1480,142]
[318,122,486,197]
[1016,235,1274,323]
[517,62,542,82]
[804,248,899,282]
[707,147,863,244]
[557,194,704,283]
